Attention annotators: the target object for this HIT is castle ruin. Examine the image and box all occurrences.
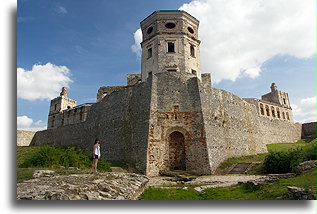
[31,11,302,176]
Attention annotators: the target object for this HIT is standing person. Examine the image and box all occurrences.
[91,138,101,174]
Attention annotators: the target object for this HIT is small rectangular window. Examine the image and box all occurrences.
[191,69,197,75]
[190,45,195,57]
[167,42,175,53]
[147,48,152,58]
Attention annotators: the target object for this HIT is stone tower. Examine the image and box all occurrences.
[47,87,77,129]
[140,10,201,81]
[261,83,292,109]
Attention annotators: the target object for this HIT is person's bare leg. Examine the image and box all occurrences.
[95,159,99,173]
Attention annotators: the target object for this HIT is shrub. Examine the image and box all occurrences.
[263,141,316,174]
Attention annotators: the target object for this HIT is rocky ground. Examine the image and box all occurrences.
[17,165,315,200]
[17,172,149,200]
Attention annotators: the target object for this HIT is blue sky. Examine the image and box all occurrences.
[17,0,316,130]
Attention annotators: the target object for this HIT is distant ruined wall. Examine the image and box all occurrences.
[302,122,316,139]
[31,80,152,174]
[17,130,35,146]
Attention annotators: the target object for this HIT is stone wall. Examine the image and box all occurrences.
[17,130,35,146]
[146,72,211,176]
[302,122,316,139]
[200,85,301,173]
[31,80,152,174]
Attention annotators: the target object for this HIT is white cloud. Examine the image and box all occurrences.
[292,97,316,123]
[131,28,142,58]
[17,62,73,101]
[17,116,33,129]
[56,6,67,14]
[17,116,47,132]
[132,0,315,83]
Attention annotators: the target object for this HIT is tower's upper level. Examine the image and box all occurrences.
[140,10,200,43]
[140,10,201,81]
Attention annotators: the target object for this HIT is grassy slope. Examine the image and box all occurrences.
[17,146,128,183]
[140,169,316,200]
[219,138,315,172]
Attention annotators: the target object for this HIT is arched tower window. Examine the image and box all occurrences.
[260,103,265,115]
[265,105,270,116]
[282,112,286,120]
[271,106,276,117]
[276,108,281,118]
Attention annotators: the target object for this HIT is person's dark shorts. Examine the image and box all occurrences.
[93,154,99,159]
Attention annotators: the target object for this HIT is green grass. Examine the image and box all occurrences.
[17,145,128,183]
[219,153,266,170]
[218,138,316,174]
[140,169,316,200]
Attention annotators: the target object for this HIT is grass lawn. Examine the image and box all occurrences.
[140,169,316,200]
[17,145,128,183]
[218,138,315,174]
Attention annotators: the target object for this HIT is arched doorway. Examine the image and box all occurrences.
[169,131,186,170]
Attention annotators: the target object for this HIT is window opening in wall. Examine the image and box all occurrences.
[282,112,285,119]
[167,42,175,53]
[277,108,280,118]
[283,98,286,104]
[187,26,194,34]
[167,69,177,72]
[191,69,197,75]
[265,105,270,116]
[190,44,195,57]
[165,23,176,29]
[260,103,265,115]
[148,71,152,76]
[67,106,71,109]
[147,48,152,59]
[51,120,55,128]
[286,112,290,120]
[54,104,57,111]
[271,107,275,117]
[147,26,153,34]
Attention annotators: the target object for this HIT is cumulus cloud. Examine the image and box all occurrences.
[17,63,73,101]
[131,28,142,58]
[292,97,316,123]
[17,116,47,131]
[132,0,315,83]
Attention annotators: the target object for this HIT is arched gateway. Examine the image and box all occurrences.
[168,131,186,170]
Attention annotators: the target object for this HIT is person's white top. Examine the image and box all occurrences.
[94,144,101,157]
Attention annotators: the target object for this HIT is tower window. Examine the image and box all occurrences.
[191,69,197,75]
[283,98,286,104]
[190,45,195,57]
[282,112,285,119]
[187,27,194,34]
[265,105,270,116]
[165,23,176,29]
[54,104,57,111]
[147,48,152,58]
[260,103,264,115]
[167,42,175,53]
[271,106,275,118]
[147,26,153,34]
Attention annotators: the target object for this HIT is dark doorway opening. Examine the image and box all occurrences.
[169,131,186,170]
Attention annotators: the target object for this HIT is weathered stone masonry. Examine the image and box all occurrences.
[31,10,303,176]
